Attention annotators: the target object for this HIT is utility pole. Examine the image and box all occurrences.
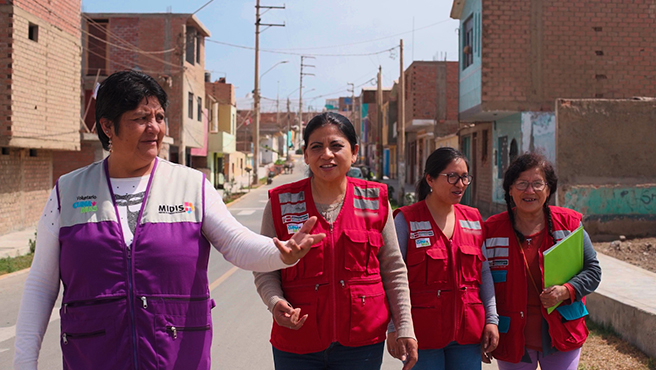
[298,55,315,149]
[286,97,291,159]
[377,66,384,180]
[398,39,406,205]
[253,0,284,185]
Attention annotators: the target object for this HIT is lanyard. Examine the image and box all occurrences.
[515,234,542,295]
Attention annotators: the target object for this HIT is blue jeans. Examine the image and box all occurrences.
[272,342,384,370]
[412,341,481,370]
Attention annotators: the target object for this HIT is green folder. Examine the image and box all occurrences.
[542,226,584,314]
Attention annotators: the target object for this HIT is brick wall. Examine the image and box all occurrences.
[206,80,235,106]
[52,139,104,185]
[405,62,438,124]
[0,148,52,235]
[446,62,459,122]
[481,0,656,112]
[0,5,81,150]
[6,0,80,37]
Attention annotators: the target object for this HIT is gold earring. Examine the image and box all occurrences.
[108,137,113,153]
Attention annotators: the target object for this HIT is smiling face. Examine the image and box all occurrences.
[426,158,469,205]
[304,123,358,186]
[509,166,551,216]
[101,96,165,174]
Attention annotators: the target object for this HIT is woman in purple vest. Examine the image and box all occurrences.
[13,70,325,370]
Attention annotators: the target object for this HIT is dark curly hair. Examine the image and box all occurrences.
[503,153,558,244]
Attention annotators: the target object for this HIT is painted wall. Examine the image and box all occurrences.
[521,112,556,164]
[556,99,656,238]
[492,113,522,204]
[458,0,482,113]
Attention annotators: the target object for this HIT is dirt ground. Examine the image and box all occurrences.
[593,237,656,274]
[575,237,656,369]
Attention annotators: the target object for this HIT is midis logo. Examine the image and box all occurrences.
[158,202,195,214]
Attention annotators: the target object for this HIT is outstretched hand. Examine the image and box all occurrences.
[273,300,307,330]
[275,216,326,265]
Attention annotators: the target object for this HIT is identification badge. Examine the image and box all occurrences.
[415,238,431,248]
[286,223,303,234]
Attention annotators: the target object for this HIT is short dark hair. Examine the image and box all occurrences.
[96,70,168,151]
[416,147,469,201]
[502,152,559,243]
[303,112,358,152]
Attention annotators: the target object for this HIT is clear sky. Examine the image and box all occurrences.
[81,0,460,111]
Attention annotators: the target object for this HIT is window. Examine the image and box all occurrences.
[188,92,194,119]
[1,147,9,155]
[28,23,38,42]
[87,19,108,76]
[29,149,37,157]
[186,26,197,65]
[463,16,474,69]
[196,36,201,64]
[197,97,202,122]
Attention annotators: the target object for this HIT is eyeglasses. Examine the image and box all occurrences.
[514,181,547,191]
[439,172,473,185]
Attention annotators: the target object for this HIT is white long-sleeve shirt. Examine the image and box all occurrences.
[14,177,289,369]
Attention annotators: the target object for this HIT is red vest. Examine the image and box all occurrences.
[269,177,390,354]
[483,206,588,363]
[395,201,486,350]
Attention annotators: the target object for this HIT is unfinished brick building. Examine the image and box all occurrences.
[0,0,81,236]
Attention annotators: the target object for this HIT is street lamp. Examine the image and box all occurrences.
[253,60,288,185]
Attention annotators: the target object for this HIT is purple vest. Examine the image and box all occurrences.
[56,158,212,370]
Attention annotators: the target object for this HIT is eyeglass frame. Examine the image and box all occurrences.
[438,172,473,185]
[513,180,547,192]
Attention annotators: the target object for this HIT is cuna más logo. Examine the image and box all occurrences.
[158,202,195,214]
[73,195,97,214]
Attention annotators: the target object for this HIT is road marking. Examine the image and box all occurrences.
[237,210,256,216]
[0,307,58,342]
[209,266,239,292]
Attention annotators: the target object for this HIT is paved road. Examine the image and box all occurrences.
[0,158,498,369]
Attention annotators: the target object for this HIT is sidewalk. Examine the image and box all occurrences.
[0,228,34,259]
[381,177,416,204]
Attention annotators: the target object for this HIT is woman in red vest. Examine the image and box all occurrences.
[484,153,601,370]
[253,112,418,370]
[388,147,499,369]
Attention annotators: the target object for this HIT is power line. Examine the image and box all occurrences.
[206,39,398,57]
[209,18,452,53]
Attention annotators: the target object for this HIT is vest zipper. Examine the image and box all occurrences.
[125,242,138,370]
[141,297,148,309]
[329,222,338,343]
[166,325,211,340]
[63,296,126,314]
[62,330,106,345]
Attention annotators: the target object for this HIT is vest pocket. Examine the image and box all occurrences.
[410,290,453,349]
[154,313,212,369]
[349,283,389,344]
[60,297,130,370]
[459,287,485,344]
[273,285,322,351]
[299,243,325,278]
[426,247,449,284]
[458,244,484,284]
[343,229,381,275]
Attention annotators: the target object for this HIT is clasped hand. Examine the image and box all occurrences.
[274,216,326,265]
[540,285,570,308]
